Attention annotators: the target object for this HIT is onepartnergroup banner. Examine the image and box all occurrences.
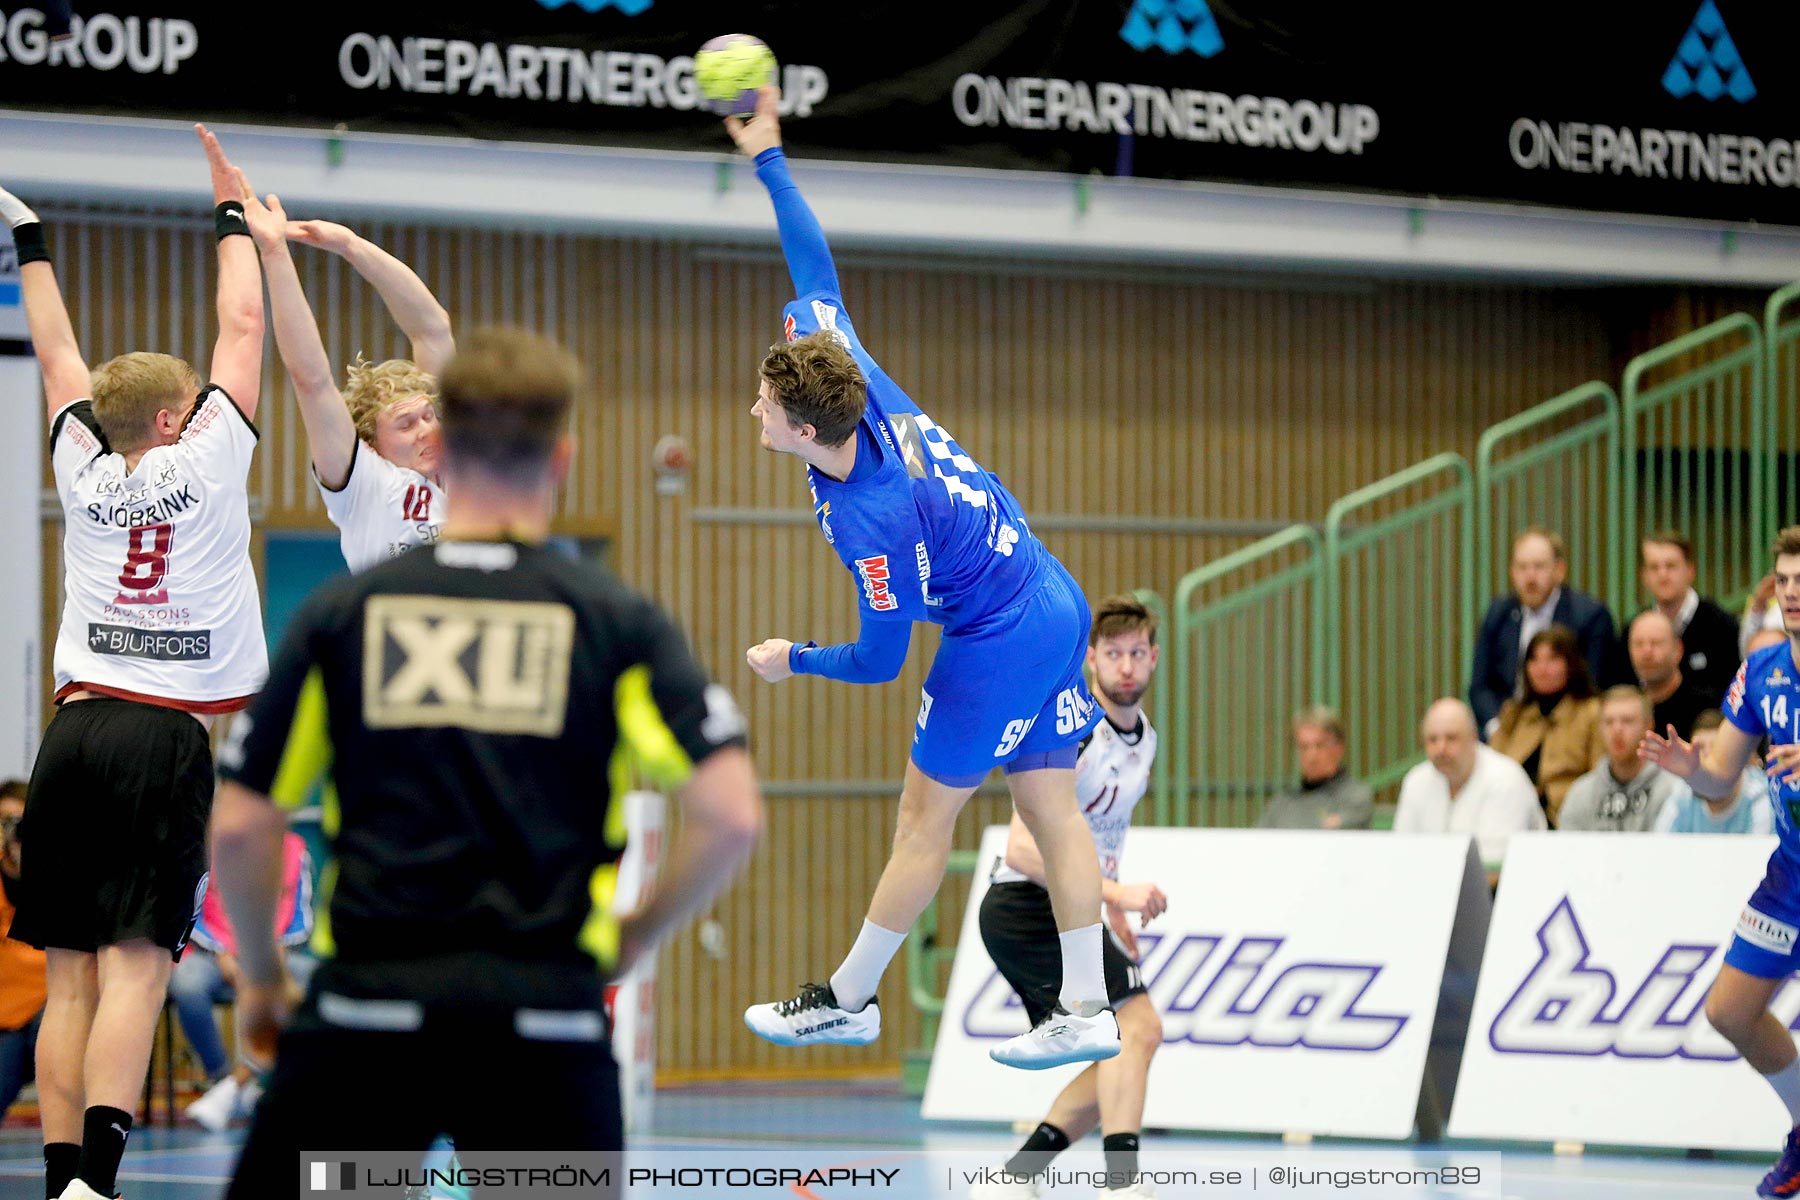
[299,1149,1504,1198]
[0,0,1794,224]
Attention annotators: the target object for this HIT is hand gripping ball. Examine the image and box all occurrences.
[694,34,777,117]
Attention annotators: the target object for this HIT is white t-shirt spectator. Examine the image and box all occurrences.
[1394,743,1546,867]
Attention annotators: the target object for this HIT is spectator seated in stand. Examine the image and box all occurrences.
[1259,706,1374,830]
[1394,698,1545,888]
[1629,609,1720,739]
[1639,529,1740,698]
[1487,624,1603,828]
[1558,686,1691,832]
[1655,709,1774,835]
[1470,527,1621,737]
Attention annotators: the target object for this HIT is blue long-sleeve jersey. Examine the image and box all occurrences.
[755,148,1051,684]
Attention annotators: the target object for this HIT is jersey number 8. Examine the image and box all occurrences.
[118,523,174,593]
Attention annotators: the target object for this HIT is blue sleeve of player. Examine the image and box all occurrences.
[754,148,840,301]
[789,614,911,684]
[1723,659,1766,737]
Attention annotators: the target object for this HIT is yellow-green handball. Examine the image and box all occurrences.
[694,33,777,117]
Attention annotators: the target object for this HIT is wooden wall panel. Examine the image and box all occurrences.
[32,203,1757,1074]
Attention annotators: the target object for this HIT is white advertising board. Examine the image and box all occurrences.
[924,827,1486,1138]
[1450,832,1792,1151]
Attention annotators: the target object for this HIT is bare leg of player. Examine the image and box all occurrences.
[1041,1070,1100,1141]
[86,942,176,1111]
[1095,994,1162,1136]
[1705,965,1800,1198]
[863,765,980,935]
[36,944,168,1199]
[36,950,98,1189]
[1006,769,1104,948]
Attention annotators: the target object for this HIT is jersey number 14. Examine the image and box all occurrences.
[1763,695,1791,732]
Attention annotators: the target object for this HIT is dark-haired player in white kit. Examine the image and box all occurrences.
[974,596,1167,1200]
[0,127,266,1200]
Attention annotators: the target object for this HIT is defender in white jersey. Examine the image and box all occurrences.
[231,149,454,573]
[974,597,1167,1200]
[1,126,266,1200]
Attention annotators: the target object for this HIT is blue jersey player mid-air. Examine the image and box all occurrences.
[1643,525,1800,1198]
[730,87,1120,1071]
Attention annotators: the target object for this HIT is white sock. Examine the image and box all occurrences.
[829,920,906,1012]
[1058,923,1108,1016]
[1765,1060,1800,1124]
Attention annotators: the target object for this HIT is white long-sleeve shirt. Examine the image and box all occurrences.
[1394,743,1546,867]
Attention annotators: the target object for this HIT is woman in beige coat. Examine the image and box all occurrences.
[1489,625,1605,827]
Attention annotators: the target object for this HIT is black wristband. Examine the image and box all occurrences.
[11,221,48,266]
[214,201,249,241]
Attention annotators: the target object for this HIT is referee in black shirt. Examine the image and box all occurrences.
[212,326,761,1195]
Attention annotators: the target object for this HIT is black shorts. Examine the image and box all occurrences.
[978,879,1148,1029]
[12,698,213,957]
[228,992,622,1200]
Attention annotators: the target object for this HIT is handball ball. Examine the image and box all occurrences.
[695,34,776,117]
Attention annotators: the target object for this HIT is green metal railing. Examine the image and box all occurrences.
[1475,382,1621,618]
[1170,526,1325,827]
[1768,283,1800,535]
[1325,454,1475,793]
[1623,313,1765,607]
[1131,587,1172,818]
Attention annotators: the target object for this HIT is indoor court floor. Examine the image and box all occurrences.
[0,1078,1773,1199]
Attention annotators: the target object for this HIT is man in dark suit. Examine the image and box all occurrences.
[1639,529,1741,699]
[1470,527,1621,736]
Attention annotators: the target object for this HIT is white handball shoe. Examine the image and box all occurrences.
[57,1181,119,1200]
[989,1005,1121,1070]
[744,981,880,1046]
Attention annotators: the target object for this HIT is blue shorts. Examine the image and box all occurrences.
[910,560,1102,786]
[1725,850,1800,979]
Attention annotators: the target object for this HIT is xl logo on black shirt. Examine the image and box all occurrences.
[364,595,575,736]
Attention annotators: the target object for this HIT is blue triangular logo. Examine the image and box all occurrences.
[1662,0,1755,102]
[1118,0,1224,57]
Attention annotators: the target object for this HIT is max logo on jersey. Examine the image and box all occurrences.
[855,555,899,612]
[1772,667,1792,688]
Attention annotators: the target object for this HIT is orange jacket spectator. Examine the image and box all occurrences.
[0,879,46,1031]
